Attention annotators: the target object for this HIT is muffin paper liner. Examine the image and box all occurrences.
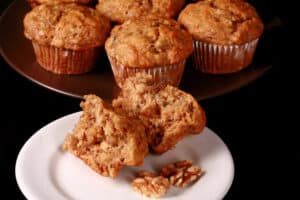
[192,39,259,74]
[32,42,99,74]
[108,56,186,88]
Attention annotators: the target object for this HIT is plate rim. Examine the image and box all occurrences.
[15,112,81,200]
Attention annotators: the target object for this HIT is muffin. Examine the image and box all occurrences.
[23,4,110,74]
[96,0,185,24]
[27,0,94,8]
[63,95,148,178]
[105,17,193,87]
[112,73,206,154]
[178,0,264,74]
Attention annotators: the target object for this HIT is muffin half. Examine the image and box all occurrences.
[63,95,148,178]
[112,73,206,154]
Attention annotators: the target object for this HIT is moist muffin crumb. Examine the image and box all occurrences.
[112,73,206,154]
[63,95,148,178]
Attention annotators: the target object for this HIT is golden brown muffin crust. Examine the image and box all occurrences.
[29,0,92,5]
[96,0,185,24]
[178,0,264,45]
[24,4,111,50]
[105,17,193,68]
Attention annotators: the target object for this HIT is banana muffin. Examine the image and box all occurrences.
[23,4,110,74]
[96,0,185,24]
[105,17,193,87]
[112,73,206,154]
[63,95,148,178]
[178,0,264,74]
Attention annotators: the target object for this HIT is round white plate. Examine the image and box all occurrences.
[15,112,234,200]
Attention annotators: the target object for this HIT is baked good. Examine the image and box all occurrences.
[23,4,110,74]
[63,95,148,178]
[178,0,264,74]
[96,0,185,24]
[105,17,193,87]
[112,73,206,154]
[27,0,94,8]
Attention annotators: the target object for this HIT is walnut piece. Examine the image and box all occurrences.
[160,160,202,187]
[131,171,170,198]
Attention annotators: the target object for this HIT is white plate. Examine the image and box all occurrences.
[15,112,234,200]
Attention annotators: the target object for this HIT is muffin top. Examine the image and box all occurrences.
[105,17,193,68]
[28,0,92,5]
[96,0,185,24]
[24,4,111,50]
[178,0,264,45]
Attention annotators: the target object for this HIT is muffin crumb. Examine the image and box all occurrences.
[112,73,206,154]
[63,95,148,178]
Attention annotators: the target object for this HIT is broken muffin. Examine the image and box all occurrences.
[63,94,148,178]
[112,73,206,154]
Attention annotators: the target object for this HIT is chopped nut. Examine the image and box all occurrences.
[160,160,202,187]
[131,171,170,198]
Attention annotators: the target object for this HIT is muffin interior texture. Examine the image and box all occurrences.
[63,95,148,178]
[112,73,206,154]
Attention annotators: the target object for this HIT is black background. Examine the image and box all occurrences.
[0,0,291,199]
